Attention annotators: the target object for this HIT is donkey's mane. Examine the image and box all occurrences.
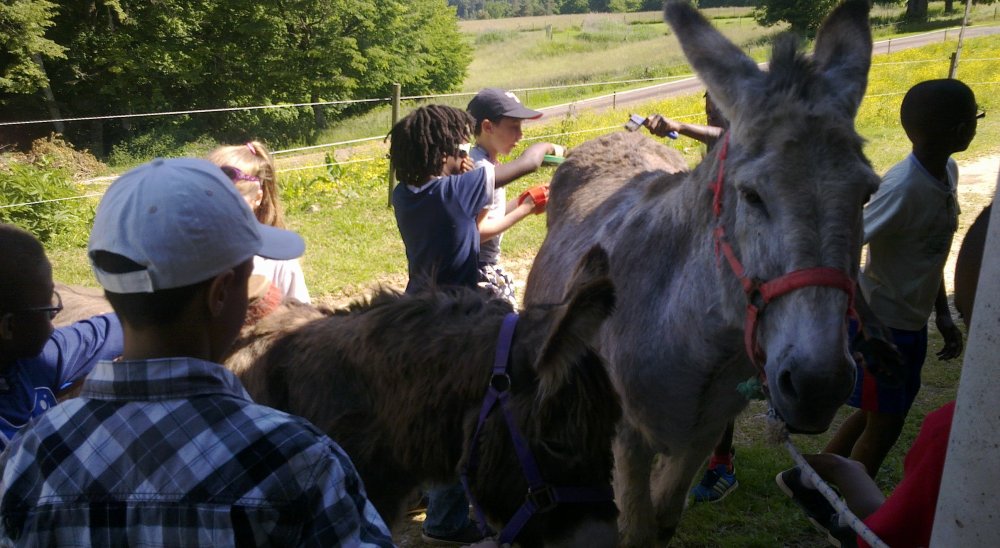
[339,284,514,323]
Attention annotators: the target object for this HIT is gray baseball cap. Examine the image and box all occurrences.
[89,158,304,293]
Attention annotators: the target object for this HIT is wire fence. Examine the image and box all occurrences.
[5,74,998,210]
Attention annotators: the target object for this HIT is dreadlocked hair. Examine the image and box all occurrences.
[388,105,473,187]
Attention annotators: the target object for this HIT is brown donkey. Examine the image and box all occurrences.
[524,1,878,545]
[240,247,622,547]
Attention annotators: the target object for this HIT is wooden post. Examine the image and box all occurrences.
[612,92,617,111]
[949,0,973,79]
[387,83,401,208]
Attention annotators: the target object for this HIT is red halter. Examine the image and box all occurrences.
[710,134,857,382]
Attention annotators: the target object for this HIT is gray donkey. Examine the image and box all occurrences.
[523,1,878,545]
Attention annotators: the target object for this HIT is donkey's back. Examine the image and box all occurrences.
[536,132,689,295]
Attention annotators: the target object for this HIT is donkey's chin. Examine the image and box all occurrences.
[769,395,841,435]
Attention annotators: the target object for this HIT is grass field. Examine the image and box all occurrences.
[42,13,1000,547]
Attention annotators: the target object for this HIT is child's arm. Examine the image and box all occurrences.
[934,278,963,360]
[644,114,724,144]
[493,142,557,187]
[479,198,535,242]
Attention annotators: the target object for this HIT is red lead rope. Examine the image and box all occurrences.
[710,134,857,381]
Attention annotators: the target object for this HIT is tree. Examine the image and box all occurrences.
[0,0,64,95]
[906,0,928,21]
[753,0,839,36]
[559,0,590,14]
[0,0,470,153]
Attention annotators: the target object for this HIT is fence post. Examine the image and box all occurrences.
[949,0,973,80]
[387,83,401,208]
[612,92,617,111]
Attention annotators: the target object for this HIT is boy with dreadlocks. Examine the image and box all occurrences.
[389,104,538,545]
[390,104,539,298]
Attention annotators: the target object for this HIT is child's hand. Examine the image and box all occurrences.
[644,114,682,138]
[852,330,905,387]
[935,314,963,360]
[459,155,475,173]
[519,185,549,214]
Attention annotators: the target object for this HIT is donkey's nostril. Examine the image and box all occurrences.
[778,369,797,401]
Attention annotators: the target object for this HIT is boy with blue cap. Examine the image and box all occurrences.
[0,158,392,546]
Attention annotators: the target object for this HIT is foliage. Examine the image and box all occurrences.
[753,0,839,36]
[0,0,470,155]
[0,157,95,246]
[0,0,65,95]
[107,128,218,170]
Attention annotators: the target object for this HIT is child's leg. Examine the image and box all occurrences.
[848,411,906,477]
[824,409,867,456]
[709,421,735,468]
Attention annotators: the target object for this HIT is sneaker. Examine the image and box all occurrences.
[775,467,839,538]
[826,513,859,548]
[421,523,491,546]
[689,463,738,503]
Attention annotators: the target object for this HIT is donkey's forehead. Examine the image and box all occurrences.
[734,96,865,158]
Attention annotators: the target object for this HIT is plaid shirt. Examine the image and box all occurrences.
[0,357,394,547]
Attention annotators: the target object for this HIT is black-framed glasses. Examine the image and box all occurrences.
[13,291,63,320]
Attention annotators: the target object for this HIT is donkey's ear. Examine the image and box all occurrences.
[663,0,763,126]
[813,1,872,118]
[535,246,615,397]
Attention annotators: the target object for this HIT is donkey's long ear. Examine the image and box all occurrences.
[813,1,872,118]
[664,0,764,126]
[535,246,615,397]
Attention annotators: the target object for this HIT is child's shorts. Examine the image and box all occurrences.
[478,263,517,307]
[847,324,928,415]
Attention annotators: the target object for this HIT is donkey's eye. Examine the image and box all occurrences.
[740,188,763,206]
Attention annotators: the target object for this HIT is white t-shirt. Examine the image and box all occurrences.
[859,154,960,330]
[253,256,311,304]
[471,146,504,265]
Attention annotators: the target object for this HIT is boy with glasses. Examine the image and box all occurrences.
[0,223,122,450]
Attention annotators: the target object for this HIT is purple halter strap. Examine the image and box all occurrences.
[460,312,614,545]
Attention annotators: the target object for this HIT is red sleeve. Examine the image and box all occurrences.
[859,402,955,548]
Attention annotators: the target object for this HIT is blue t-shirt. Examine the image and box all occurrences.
[393,167,494,293]
[0,313,122,450]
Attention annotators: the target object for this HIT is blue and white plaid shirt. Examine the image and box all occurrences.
[0,357,394,547]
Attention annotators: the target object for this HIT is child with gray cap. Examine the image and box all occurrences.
[0,158,392,546]
[467,88,561,305]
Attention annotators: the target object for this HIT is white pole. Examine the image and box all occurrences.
[930,171,1000,546]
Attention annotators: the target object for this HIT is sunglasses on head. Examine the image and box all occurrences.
[220,166,262,184]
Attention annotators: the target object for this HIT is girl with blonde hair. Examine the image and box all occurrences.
[208,141,311,303]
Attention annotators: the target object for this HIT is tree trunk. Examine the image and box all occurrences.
[312,91,327,130]
[945,0,954,13]
[31,53,65,135]
[906,0,928,21]
[89,119,104,157]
